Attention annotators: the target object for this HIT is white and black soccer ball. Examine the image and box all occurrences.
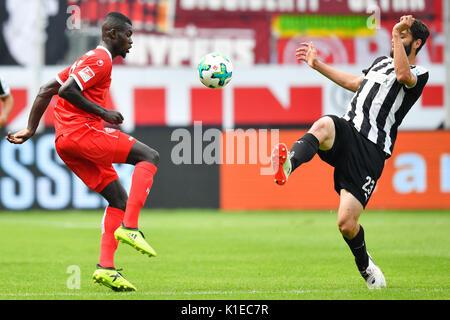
[197,53,233,89]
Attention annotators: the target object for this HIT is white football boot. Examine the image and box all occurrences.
[271,143,292,185]
[361,253,387,289]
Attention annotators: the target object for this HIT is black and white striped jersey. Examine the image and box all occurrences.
[343,56,429,157]
[0,75,10,98]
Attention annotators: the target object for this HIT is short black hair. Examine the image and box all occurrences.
[410,19,429,54]
[103,11,132,29]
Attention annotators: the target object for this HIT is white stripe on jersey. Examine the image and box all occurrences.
[366,64,400,143]
[0,76,11,97]
[351,61,394,131]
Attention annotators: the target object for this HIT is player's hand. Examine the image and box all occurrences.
[296,42,319,69]
[102,110,124,125]
[393,15,415,35]
[6,128,34,144]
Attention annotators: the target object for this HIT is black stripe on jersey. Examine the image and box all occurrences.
[347,79,368,122]
[384,68,395,75]
[362,56,387,75]
[371,62,390,72]
[360,83,381,136]
[375,82,403,148]
[388,112,402,156]
[389,103,412,155]
[388,72,429,154]
[0,81,5,96]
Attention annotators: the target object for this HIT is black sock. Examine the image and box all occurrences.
[343,225,369,271]
[289,133,319,172]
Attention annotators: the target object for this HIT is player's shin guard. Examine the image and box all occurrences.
[99,206,125,268]
[123,161,157,229]
[343,224,369,271]
[289,133,319,172]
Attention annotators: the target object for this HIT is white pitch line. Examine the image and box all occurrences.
[0,287,447,298]
[0,289,310,297]
[0,220,100,229]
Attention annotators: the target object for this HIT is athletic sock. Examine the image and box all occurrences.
[343,225,369,271]
[99,206,125,269]
[122,161,157,229]
[289,133,319,172]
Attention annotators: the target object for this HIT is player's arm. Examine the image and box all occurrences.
[296,42,363,92]
[392,15,417,87]
[58,77,123,125]
[0,93,14,128]
[6,79,60,144]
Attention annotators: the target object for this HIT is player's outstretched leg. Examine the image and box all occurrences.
[271,132,320,185]
[115,140,159,257]
[271,143,292,185]
[338,189,386,289]
[272,117,335,185]
[92,265,136,292]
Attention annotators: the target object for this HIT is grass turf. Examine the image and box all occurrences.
[0,209,448,300]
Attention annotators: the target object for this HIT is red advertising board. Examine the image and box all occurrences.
[220,130,450,210]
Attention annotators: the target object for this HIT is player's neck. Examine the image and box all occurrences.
[98,41,116,59]
[407,53,416,66]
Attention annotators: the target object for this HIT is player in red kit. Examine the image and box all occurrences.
[7,12,158,292]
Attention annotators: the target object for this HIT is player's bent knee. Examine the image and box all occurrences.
[309,117,334,146]
[146,148,159,166]
[127,142,160,166]
[338,219,358,238]
[313,117,333,135]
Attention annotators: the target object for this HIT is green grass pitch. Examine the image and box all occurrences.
[0,210,449,300]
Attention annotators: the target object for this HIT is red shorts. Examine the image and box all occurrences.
[55,123,136,192]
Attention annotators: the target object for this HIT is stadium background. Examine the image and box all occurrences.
[0,0,448,211]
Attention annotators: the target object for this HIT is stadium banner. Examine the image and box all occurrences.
[175,0,437,16]
[0,1,443,67]
[276,17,444,66]
[220,130,450,210]
[124,15,271,66]
[0,127,220,211]
[0,65,445,131]
[126,0,443,67]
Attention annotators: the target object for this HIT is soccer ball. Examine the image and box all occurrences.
[197,53,233,89]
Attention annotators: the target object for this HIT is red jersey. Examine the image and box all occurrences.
[54,46,113,138]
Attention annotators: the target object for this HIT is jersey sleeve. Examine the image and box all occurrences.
[404,66,428,90]
[402,70,428,111]
[69,54,110,91]
[362,56,387,75]
[0,76,11,97]
[56,66,70,85]
[405,70,428,93]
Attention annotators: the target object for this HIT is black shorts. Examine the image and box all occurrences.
[317,115,386,208]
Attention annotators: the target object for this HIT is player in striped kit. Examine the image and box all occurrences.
[0,75,14,129]
[272,15,429,288]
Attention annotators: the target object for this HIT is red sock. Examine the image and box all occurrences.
[99,206,124,268]
[123,161,157,229]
